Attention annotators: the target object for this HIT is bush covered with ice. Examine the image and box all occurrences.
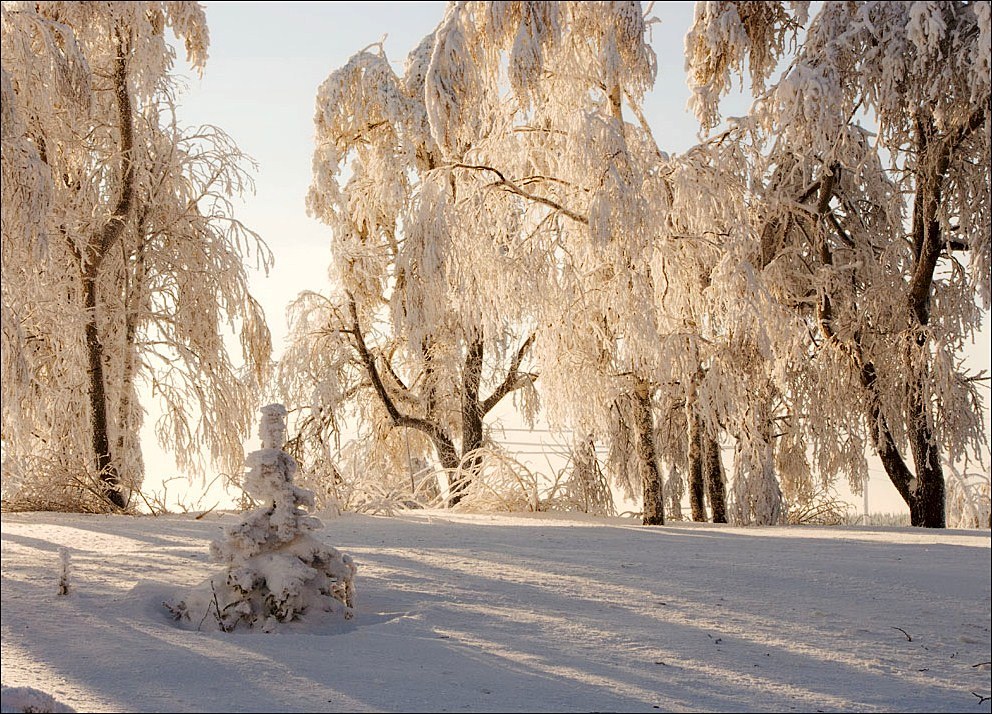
[0,686,76,713]
[164,404,356,632]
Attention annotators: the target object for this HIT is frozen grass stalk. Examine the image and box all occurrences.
[57,547,71,597]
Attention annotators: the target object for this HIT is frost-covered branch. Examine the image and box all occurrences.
[449,163,589,225]
[481,333,537,416]
[345,294,459,466]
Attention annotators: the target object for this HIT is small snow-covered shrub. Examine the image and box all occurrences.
[0,686,75,713]
[56,548,70,597]
[451,448,543,512]
[452,446,616,515]
[946,467,991,529]
[786,488,853,526]
[164,404,356,632]
[325,440,441,514]
[1,453,133,514]
[285,434,441,515]
[840,511,912,527]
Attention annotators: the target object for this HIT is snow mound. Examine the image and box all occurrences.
[0,686,76,714]
[163,404,356,632]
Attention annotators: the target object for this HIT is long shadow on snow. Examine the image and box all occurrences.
[3,513,988,712]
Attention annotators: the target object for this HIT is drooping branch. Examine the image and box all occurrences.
[460,331,484,447]
[480,333,536,416]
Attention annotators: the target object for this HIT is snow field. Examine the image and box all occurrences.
[2,510,990,712]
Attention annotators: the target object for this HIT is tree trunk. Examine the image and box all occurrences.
[907,387,946,527]
[634,380,664,525]
[84,274,126,509]
[871,113,981,528]
[857,113,962,529]
[663,464,683,521]
[703,432,727,523]
[419,337,448,501]
[686,411,706,521]
[431,434,462,479]
[859,361,945,527]
[814,153,946,528]
[79,30,133,511]
[452,333,485,506]
[901,117,946,527]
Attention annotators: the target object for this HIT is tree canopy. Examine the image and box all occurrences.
[1,1,272,511]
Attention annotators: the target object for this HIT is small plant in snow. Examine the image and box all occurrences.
[164,404,356,632]
[56,548,71,597]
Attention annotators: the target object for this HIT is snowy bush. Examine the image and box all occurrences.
[785,487,853,526]
[945,467,992,529]
[451,446,616,515]
[0,453,132,514]
[164,404,356,632]
[315,439,442,515]
[0,686,75,713]
[846,512,913,527]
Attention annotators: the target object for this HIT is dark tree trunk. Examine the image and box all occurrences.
[860,362,945,527]
[812,147,949,528]
[84,274,126,510]
[634,382,664,525]
[907,388,946,527]
[79,31,133,511]
[431,435,462,480]
[898,116,954,528]
[419,338,448,500]
[703,433,727,523]
[452,334,485,506]
[861,111,976,529]
[686,412,706,522]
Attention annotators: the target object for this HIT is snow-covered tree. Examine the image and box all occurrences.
[1,2,271,511]
[686,0,991,527]
[284,36,539,506]
[418,1,799,526]
[416,0,681,523]
[165,404,356,632]
[290,0,985,529]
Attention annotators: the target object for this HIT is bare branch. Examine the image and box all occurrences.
[481,333,537,416]
[450,163,589,225]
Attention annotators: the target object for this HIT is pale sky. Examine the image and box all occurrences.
[142,1,991,517]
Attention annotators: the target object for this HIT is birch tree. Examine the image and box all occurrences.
[288,37,539,507]
[686,0,991,527]
[1,2,271,511]
[418,0,681,523]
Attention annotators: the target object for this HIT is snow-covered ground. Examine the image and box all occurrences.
[2,509,990,713]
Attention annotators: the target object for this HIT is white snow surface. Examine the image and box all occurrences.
[2,509,990,713]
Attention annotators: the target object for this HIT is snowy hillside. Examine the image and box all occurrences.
[2,510,989,713]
